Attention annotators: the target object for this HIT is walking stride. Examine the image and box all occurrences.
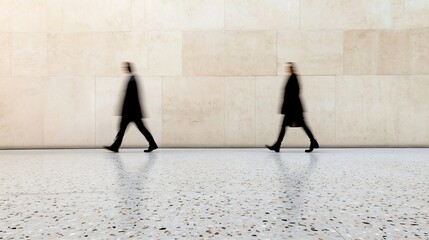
[266,62,319,153]
[104,62,158,153]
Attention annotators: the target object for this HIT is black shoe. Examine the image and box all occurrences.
[305,140,319,153]
[104,146,118,153]
[144,144,158,153]
[265,144,280,153]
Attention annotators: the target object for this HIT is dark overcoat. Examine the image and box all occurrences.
[281,73,304,126]
[121,75,143,119]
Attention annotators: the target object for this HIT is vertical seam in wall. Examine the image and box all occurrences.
[396,76,398,147]
[10,33,13,81]
[94,77,97,147]
[10,33,12,76]
[254,76,256,147]
[225,0,227,29]
[181,30,184,78]
[131,0,133,32]
[180,0,183,30]
[377,29,381,74]
[144,0,147,29]
[298,0,301,30]
[43,76,46,149]
[160,77,163,146]
[342,30,344,75]
[276,30,278,76]
[44,33,47,149]
[146,32,149,76]
[334,75,337,146]
[43,84,45,149]
[376,30,379,76]
[224,77,226,147]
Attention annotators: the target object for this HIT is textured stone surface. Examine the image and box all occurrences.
[0,149,428,239]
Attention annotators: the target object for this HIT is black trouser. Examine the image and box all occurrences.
[111,117,157,149]
[275,116,315,145]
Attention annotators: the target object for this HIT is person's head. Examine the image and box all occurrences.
[123,62,134,74]
[284,62,295,74]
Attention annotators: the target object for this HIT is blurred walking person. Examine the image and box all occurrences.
[104,62,158,153]
[266,62,319,153]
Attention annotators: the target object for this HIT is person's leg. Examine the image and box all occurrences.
[134,119,158,151]
[275,117,288,145]
[302,122,315,141]
[110,118,131,150]
[302,121,319,152]
[266,116,287,152]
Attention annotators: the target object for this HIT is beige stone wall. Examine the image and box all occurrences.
[0,0,428,148]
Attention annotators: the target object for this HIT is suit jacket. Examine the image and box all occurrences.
[281,73,304,117]
[121,75,143,119]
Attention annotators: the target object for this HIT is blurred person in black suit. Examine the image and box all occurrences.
[266,62,319,153]
[104,62,158,153]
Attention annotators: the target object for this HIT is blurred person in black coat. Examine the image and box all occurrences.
[104,62,158,153]
[266,62,319,153]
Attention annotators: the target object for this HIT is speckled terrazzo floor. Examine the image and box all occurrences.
[0,149,428,239]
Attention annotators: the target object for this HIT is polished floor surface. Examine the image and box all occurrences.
[0,148,428,239]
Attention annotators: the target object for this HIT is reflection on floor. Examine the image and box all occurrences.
[0,148,428,239]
